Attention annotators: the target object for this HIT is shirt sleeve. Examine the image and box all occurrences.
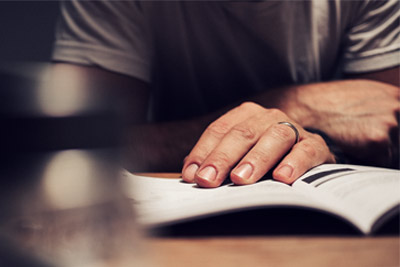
[342,0,400,74]
[52,0,150,82]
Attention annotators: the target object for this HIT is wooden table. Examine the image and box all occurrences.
[147,236,399,267]
[137,173,400,267]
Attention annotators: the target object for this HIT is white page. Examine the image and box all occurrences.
[121,164,400,233]
[293,164,400,233]
[121,172,325,227]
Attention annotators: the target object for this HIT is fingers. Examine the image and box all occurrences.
[272,133,336,184]
[230,123,302,185]
[230,130,335,186]
[182,103,335,188]
[182,102,263,183]
[192,114,272,187]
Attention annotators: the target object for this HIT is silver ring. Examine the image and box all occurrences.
[278,122,299,144]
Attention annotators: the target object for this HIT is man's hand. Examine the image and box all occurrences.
[181,102,336,188]
[285,79,399,168]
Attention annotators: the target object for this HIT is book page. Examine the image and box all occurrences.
[293,164,400,234]
[121,172,324,227]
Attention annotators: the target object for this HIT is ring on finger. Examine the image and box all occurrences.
[278,121,300,145]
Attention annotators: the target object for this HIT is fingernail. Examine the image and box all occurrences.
[232,163,253,180]
[277,165,293,179]
[183,164,199,182]
[197,166,217,182]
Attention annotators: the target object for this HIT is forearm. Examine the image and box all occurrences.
[252,79,396,128]
[254,66,399,128]
[253,79,399,168]
[262,80,367,128]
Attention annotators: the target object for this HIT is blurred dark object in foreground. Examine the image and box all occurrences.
[0,235,50,267]
[0,63,143,266]
[0,63,121,153]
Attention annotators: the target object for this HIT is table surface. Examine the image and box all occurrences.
[147,236,399,267]
[138,173,400,267]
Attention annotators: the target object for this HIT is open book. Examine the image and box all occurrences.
[122,164,400,235]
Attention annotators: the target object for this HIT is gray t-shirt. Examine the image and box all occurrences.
[52,1,399,121]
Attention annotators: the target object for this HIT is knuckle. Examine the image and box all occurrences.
[207,121,231,138]
[249,150,271,166]
[310,135,330,155]
[310,133,326,145]
[239,101,261,111]
[211,151,235,169]
[267,108,284,118]
[188,144,213,164]
[269,124,295,143]
[230,125,257,141]
[185,153,204,167]
[298,141,318,159]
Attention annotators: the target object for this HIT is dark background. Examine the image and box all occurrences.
[0,1,60,62]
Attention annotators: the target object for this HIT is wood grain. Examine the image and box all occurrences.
[147,237,400,267]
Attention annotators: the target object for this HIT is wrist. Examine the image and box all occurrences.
[277,84,321,128]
